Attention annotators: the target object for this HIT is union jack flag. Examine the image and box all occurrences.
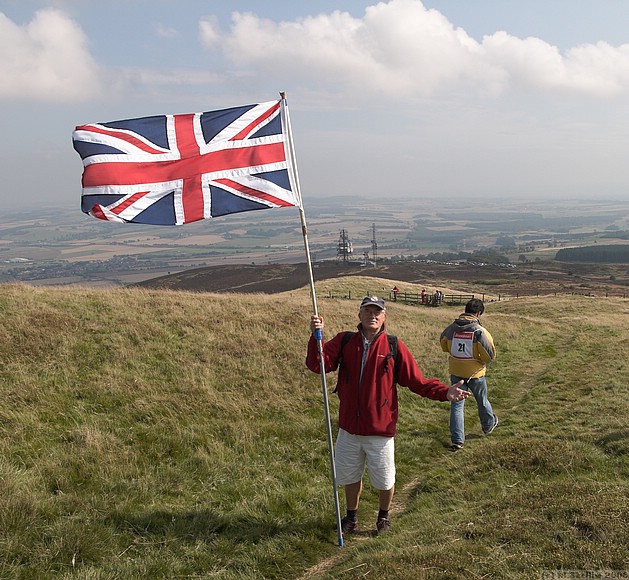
[72,100,301,225]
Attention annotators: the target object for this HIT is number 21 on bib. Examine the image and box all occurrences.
[451,331,474,359]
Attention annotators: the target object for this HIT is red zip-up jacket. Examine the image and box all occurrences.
[306,325,450,437]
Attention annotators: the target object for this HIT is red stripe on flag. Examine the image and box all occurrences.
[76,124,165,155]
[110,191,151,215]
[174,114,205,223]
[214,178,294,207]
[231,102,281,141]
[90,205,108,220]
[81,142,287,187]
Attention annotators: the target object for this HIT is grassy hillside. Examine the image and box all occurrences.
[0,282,628,579]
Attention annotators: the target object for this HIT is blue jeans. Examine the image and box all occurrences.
[449,374,496,445]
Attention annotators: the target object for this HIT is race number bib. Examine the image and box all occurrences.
[451,331,474,359]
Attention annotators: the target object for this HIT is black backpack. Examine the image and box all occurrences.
[336,331,401,390]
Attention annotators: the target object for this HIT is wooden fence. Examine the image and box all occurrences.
[390,291,476,306]
[322,290,478,307]
[323,289,629,305]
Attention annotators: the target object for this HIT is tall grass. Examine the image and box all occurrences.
[0,283,627,578]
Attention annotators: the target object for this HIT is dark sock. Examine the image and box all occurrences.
[378,509,389,520]
[346,509,357,522]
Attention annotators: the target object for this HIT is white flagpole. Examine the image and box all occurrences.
[280,92,344,548]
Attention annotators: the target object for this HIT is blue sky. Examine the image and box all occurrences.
[2,0,629,212]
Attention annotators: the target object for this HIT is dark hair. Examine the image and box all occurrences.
[465,298,485,315]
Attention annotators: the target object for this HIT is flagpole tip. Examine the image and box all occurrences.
[279,91,286,100]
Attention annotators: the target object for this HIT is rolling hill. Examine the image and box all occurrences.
[133,259,629,299]
[0,280,628,578]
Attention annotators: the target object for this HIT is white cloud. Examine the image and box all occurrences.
[116,67,222,87]
[153,22,180,39]
[481,33,629,96]
[0,8,102,102]
[200,0,629,100]
[199,16,221,47]
[562,41,629,96]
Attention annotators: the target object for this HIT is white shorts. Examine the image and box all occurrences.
[334,428,395,490]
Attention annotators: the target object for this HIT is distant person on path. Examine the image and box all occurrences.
[307,296,468,536]
[440,298,497,451]
[421,288,427,304]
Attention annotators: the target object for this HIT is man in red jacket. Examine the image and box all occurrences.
[307,296,467,535]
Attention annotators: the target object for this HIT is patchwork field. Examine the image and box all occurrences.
[2,196,629,290]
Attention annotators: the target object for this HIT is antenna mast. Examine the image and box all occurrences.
[337,229,353,262]
[371,222,378,267]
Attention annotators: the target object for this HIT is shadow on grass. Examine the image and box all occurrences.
[106,509,330,544]
[597,430,629,456]
[464,433,483,442]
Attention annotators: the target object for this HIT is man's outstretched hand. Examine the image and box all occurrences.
[447,380,470,402]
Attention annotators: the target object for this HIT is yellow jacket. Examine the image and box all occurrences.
[440,314,496,379]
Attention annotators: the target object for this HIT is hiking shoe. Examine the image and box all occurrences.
[484,416,499,435]
[450,443,464,452]
[376,517,391,534]
[340,516,358,535]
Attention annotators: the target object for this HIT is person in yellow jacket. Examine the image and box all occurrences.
[440,298,497,451]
